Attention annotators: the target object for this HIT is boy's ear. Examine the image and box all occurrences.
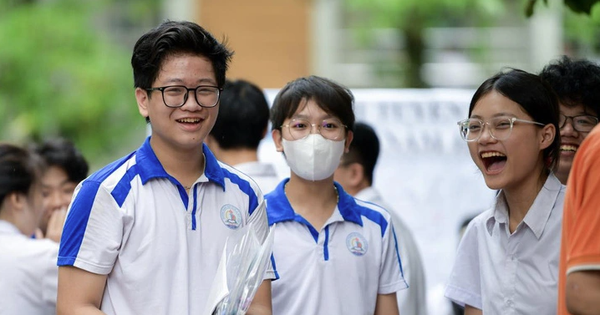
[4,192,25,212]
[272,129,283,152]
[135,87,150,119]
[346,162,365,187]
[539,123,555,150]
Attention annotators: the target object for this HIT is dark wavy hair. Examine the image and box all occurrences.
[539,55,600,115]
[32,138,88,183]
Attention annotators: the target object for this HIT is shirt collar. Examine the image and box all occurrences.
[135,136,225,190]
[266,179,363,226]
[485,173,563,239]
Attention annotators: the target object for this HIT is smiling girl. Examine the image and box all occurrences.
[444,69,563,314]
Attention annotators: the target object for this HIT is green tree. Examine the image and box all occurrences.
[526,0,600,16]
[345,0,502,87]
[0,0,152,169]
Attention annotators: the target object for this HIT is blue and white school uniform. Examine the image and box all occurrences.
[266,179,407,315]
[58,137,275,315]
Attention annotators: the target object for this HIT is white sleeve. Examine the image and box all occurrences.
[58,181,124,274]
[444,220,482,309]
[378,220,409,294]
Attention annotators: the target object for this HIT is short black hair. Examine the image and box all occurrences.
[0,143,45,208]
[469,68,560,172]
[33,138,89,183]
[342,122,379,185]
[270,75,355,134]
[209,79,270,149]
[131,20,233,90]
[539,55,600,115]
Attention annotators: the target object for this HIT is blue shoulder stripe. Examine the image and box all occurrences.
[111,164,140,207]
[357,206,389,238]
[221,167,259,215]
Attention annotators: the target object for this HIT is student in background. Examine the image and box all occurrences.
[205,79,280,193]
[445,69,562,314]
[0,143,59,314]
[539,56,600,185]
[56,21,274,315]
[266,75,406,315]
[32,138,89,242]
[334,121,427,315]
[557,124,600,314]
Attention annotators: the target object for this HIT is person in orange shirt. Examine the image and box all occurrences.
[558,124,600,314]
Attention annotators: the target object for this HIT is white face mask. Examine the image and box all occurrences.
[282,134,345,181]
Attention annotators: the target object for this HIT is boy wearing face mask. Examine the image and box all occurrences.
[266,76,407,315]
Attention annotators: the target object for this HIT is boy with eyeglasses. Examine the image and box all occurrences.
[56,21,274,315]
[539,56,600,184]
[266,76,407,315]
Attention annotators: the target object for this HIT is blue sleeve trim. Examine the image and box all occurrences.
[391,225,405,278]
[271,254,280,280]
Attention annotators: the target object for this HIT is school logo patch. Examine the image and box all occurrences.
[346,232,368,256]
[220,204,242,229]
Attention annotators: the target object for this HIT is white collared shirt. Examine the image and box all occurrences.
[58,137,275,315]
[445,174,564,314]
[0,220,58,315]
[356,187,428,315]
[267,179,407,315]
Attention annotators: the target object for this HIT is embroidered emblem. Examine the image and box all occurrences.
[220,204,242,229]
[346,232,368,256]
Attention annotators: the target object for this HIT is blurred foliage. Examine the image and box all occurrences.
[526,0,600,16]
[563,3,600,52]
[0,0,159,170]
[345,0,503,87]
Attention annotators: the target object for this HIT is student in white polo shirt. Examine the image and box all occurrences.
[56,21,275,315]
[266,76,407,315]
[445,69,563,314]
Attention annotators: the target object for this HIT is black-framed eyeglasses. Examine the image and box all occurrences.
[559,114,598,132]
[145,85,222,108]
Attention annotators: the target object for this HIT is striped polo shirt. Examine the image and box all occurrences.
[266,179,407,315]
[58,137,275,315]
